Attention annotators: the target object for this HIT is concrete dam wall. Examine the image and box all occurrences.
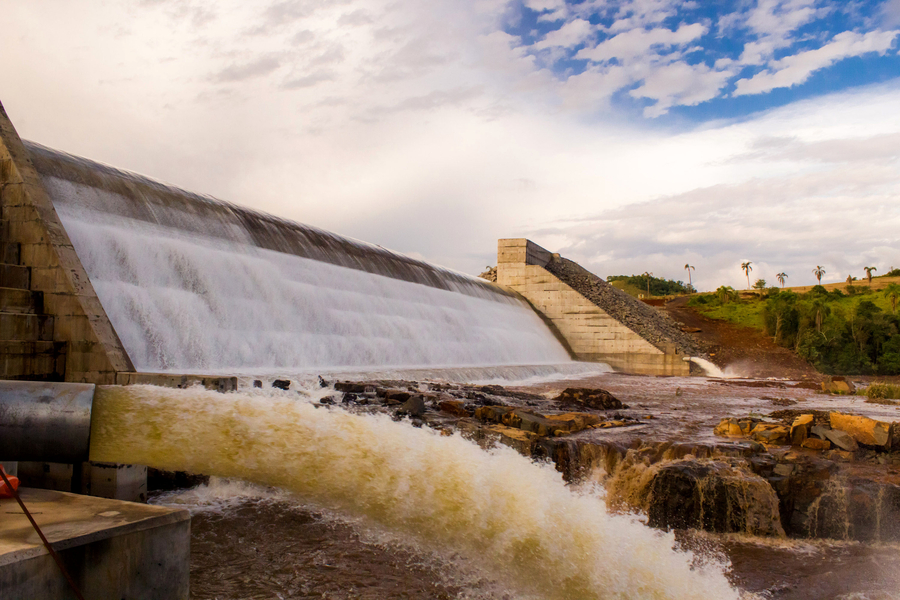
[497,239,694,376]
[0,102,569,383]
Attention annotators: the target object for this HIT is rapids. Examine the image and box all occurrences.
[90,384,744,600]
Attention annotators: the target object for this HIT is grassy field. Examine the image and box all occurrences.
[782,275,900,295]
[691,286,899,333]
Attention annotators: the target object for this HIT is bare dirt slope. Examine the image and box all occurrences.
[663,296,821,380]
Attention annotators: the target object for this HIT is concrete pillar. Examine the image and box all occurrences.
[81,462,148,503]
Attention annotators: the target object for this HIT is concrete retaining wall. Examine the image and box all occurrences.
[497,239,690,376]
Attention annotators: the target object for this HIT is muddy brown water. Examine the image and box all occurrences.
[150,372,900,599]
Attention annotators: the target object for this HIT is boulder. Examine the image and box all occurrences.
[822,377,856,394]
[438,399,470,418]
[544,412,603,433]
[750,423,790,445]
[829,412,891,449]
[397,395,426,417]
[272,379,291,390]
[383,389,412,402]
[714,418,745,437]
[801,438,831,451]
[822,428,858,452]
[791,414,814,446]
[553,387,627,410]
[643,459,785,537]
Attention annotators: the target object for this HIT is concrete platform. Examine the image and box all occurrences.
[0,488,189,599]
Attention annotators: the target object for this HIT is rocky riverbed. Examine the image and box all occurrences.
[150,371,900,599]
[221,373,900,544]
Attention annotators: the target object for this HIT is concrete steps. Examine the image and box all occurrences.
[0,312,55,341]
[0,287,43,314]
[0,340,66,380]
[0,263,29,289]
[0,252,65,380]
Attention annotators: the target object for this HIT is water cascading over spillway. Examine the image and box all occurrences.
[27,142,570,373]
[90,384,744,600]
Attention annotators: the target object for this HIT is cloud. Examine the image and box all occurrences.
[631,61,733,117]
[212,55,283,82]
[3,0,899,285]
[532,18,594,49]
[575,23,706,63]
[734,29,899,96]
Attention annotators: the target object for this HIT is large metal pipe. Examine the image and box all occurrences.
[0,381,94,463]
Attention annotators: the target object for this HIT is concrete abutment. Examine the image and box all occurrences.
[497,238,691,377]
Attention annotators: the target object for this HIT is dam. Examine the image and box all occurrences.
[0,101,753,600]
[1,99,694,385]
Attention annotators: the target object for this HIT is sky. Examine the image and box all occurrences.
[1,0,899,291]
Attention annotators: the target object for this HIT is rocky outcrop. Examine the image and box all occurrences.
[543,258,705,357]
[642,459,785,537]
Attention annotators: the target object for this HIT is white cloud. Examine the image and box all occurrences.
[1,0,898,285]
[576,23,706,63]
[630,61,734,117]
[532,18,594,49]
[734,29,899,96]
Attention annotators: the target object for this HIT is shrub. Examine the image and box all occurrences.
[864,382,900,400]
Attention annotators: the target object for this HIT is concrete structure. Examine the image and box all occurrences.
[0,104,133,384]
[0,488,189,599]
[497,239,690,376]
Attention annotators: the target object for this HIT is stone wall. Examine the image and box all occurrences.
[497,239,691,376]
[0,101,134,384]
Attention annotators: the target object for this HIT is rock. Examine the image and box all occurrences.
[825,449,855,462]
[750,423,790,445]
[791,414,814,446]
[553,387,627,410]
[642,459,785,537]
[252,379,263,388]
[822,376,856,395]
[397,395,426,417]
[382,389,412,402]
[272,379,291,390]
[319,395,336,405]
[810,425,831,440]
[829,412,891,449]
[544,412,603,433]
[335,382,367,393]
[801,438,831,451]
[438,399,470,418]
[822,428,859,452]
[474,405,514,422]
[773,463,795,476]
[714,418,745,437]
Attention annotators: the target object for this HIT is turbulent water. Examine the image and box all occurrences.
[44,175,569,373]
[90,384,743,600]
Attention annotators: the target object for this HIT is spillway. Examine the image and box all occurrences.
[90,383,742,600]
[25,142,570,374]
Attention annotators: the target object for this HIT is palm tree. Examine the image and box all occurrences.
[642,271,653,298]
[864,266,877,285]
[716,285,737,303]
[812,265,826,284]
[885,283,900,314]
[776,272,787,288]
[741,262,752,289]
[684,264,695,290]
